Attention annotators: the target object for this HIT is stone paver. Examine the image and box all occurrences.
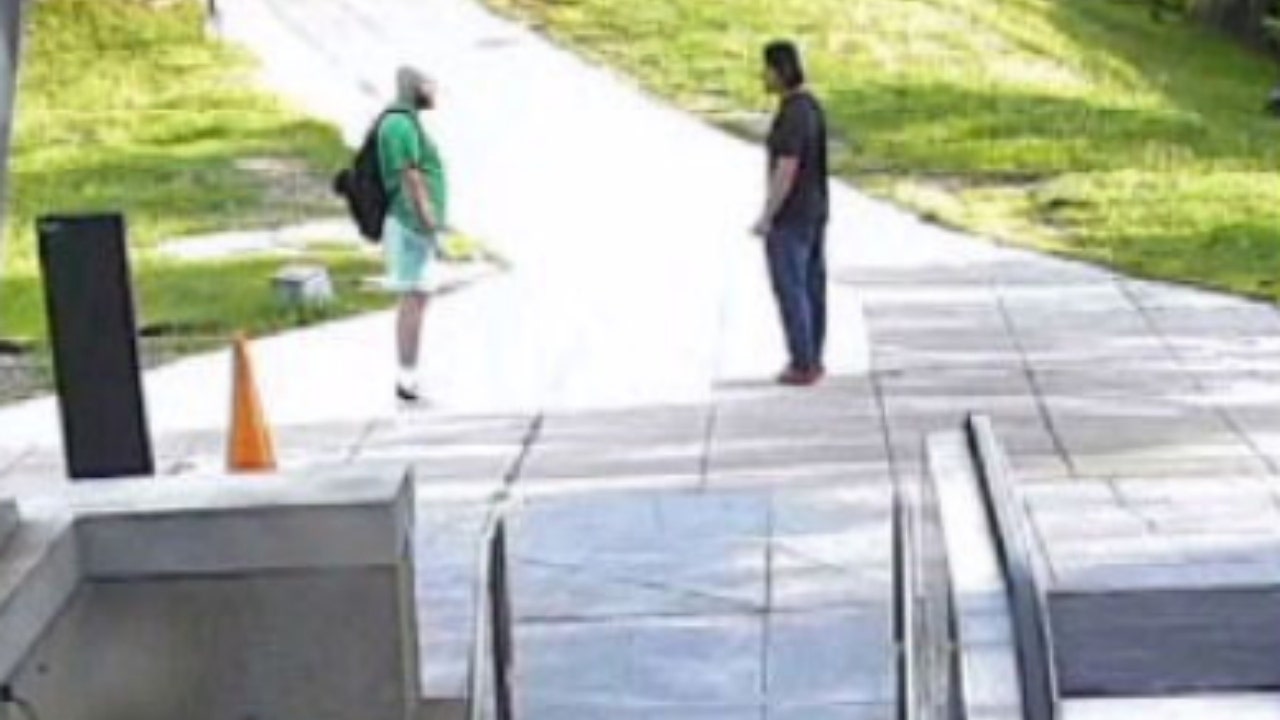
[0,445,24,474]
[769,703,893,720]
[1030,477,1280,547]
[522,612,764,704]
[348,382,896,710]
[389,381,894,717]
[768,608,893,704]
[857,246,1280,484]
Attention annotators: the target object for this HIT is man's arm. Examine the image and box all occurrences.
[754,157,798,237]
[403,166,440,233]
[754,100,806,236]
[383,114,441,234]
[762,157,799,224]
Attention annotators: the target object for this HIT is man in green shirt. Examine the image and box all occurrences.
[378,66,448,403]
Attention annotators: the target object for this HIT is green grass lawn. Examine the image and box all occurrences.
[489,0,1280,298]
[0,0,386,353]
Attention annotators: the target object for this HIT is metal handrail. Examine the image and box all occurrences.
[466,493,518,720]
[465,412,540,720]
[895,440,967,720]
[965,414,1060,720]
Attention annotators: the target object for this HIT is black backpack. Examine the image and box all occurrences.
[333,109,412,243]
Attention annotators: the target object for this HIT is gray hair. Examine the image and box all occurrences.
[396,66,432,104]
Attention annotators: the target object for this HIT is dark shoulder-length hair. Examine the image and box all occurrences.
[764,40,805,90]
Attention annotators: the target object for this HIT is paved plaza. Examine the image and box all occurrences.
[3,0,1280,715]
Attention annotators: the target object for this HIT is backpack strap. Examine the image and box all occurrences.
[374,108,426,202]
[373,107,420,146]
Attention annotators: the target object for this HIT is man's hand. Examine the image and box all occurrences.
[404,167,440,234]
[757,156,799,239]
[752,215,772,239]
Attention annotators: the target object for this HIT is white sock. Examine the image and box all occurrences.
[398,367,418,389]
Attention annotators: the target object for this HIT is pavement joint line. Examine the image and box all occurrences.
[329,0,391,40]
[1105,484,1161,534]
[770,545,883,575]
[519,608,768,629]
[517,556,765,614]
[698,402,719,492]
[516,601,891,626]
[260,0,383,101]
[992,275,1078,478]
[761,492,777,704]
[515,474,701,496]
[1266,481,1280,517]
[868,369,909,487]
[1116,278,1280,478]
[345,418,383,462]
[519,607,771,626]
[0,446,33,477]
[504,413,546,488]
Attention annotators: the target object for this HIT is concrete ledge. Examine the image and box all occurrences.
[0,514,77,681]
[927,431,1024,718]
[0,465,423,720]
[0,501,20,554]
[1026,477,1280,696]
[1053,588,1280,695]
[63,465,413,516]
[76,471,413,579]
[1064,692,1280,720]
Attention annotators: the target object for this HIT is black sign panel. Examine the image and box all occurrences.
[38,213,154,480]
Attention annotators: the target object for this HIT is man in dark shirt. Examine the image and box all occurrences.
[754,40,830,386]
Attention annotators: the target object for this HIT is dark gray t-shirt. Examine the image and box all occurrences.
[767,91,829,225]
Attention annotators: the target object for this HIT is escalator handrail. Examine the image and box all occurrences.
[965,414,1060,720]
[467,493,518,720]
[895,440,967,720]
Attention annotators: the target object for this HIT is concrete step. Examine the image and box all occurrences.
[1063,692,1280,720]
[418,698,467,720]
[511,486,895,719]
[1024,477,1280,696]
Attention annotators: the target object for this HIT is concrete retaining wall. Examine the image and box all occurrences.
[0,467,422,720]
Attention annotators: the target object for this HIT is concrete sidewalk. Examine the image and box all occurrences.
[0,0,1277,715]
[0,0,993,462]
[2,0,1278,489]
[0,0,879,453]
[361,377,895,720]
[205,0,1280,488]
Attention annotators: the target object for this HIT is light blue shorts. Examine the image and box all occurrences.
[383,215,435,294]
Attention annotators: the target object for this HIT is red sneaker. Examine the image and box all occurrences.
[777,367,820,386]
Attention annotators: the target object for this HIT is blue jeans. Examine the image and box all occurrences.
[766,220,827,372]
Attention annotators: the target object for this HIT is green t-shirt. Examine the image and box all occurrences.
[377,105,448,236]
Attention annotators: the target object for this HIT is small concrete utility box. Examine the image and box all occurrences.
[0,467,422,720]
[272,263,335,308]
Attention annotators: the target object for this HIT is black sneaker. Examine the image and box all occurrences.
[396,383,421,403]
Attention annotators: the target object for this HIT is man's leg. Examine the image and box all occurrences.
[807,223,828,372]
[766,226,815,374]
[388,217,433,400]
[396,290,429,373]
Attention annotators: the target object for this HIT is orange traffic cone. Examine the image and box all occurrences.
[228,334,277,473]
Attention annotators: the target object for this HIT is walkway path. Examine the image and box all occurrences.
[0,0,1273,478]
[2,1,1279,715]
[365,378,894,719]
